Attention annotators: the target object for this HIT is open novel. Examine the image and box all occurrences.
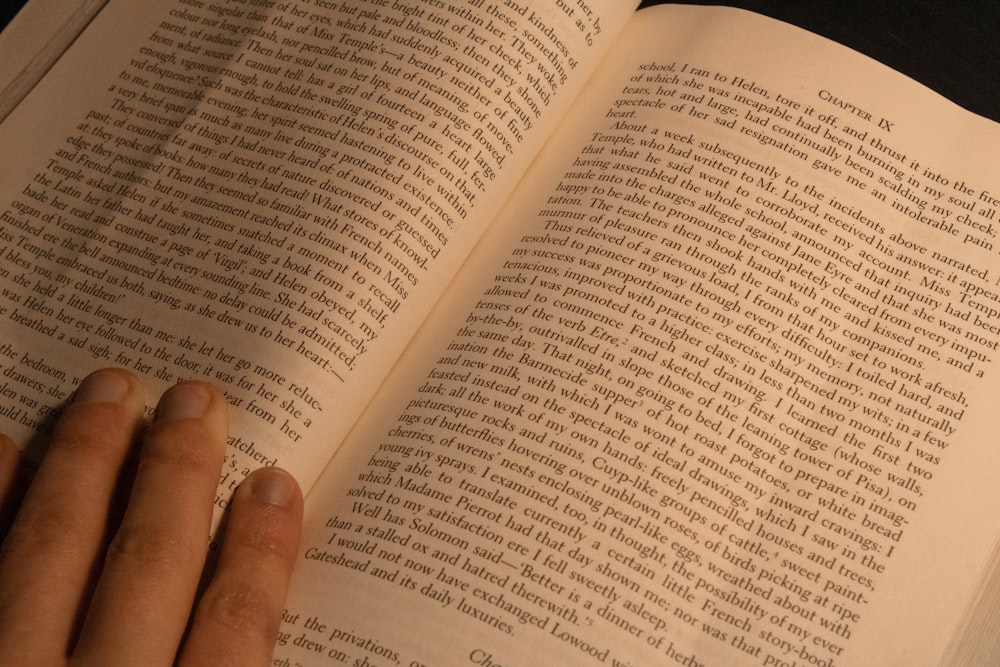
[2,1,1000,664]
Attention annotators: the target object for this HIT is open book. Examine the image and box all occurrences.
[3,1,1000,664]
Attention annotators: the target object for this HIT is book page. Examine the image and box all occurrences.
[0,0,636,496]
[277,5,1000,666]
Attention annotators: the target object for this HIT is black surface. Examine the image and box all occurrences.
[1,1,997,122]
[638,1,1000,123]
[0,1,22,35]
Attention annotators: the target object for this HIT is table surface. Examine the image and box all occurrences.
[1,1,997,122]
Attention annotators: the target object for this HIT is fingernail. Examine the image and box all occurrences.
[249,468,297,507]
[157,382,211,422]
[75,371,129,404]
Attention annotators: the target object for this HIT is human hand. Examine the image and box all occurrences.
[0,369,303,666]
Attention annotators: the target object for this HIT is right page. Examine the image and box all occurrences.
[279,6,1000,666]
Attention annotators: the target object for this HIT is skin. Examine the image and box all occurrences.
[0,368,303,666]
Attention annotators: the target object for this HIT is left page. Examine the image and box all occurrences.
[0,0,636,498]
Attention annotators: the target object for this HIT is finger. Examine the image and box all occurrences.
[71,380,228,666]
[0,434,21,536]
[0,369,144,665]
[180,467,303,667]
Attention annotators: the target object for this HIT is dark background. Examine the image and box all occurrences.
[2,1,998,122]
[642,0,1000,121]
[637,1,999,123]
